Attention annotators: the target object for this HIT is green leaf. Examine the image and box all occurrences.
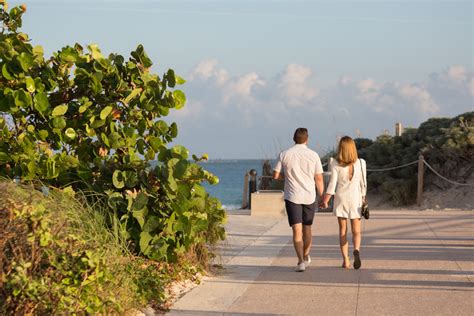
[2,64,14,80]
[34,92,50,114]
[169,122,178,138]
[155,120,168,134]
[139,231,153,254]
[107,192,123,210]
[91,72,103,94]
[14,89,32,108]
[173,90,186,109]
[148,136,162,152]
[0,152,9,162]
[38,130,49,140]
[88,44,103,60]
[123,88,142,104]
[33,45,44,57]
[51,117,66,129]
[176,75,186,85]
[25,77,35,92]
[131,44,152,68]
[167,69,176,87]
[132,192,148,210]
[171,145,189,159]
[52,104,68,117]
[133,207,148,229]
[65,128,76,139]
[143,216,161,232]
[17,53,34,71]
[124,170,138,188]
[90,118,105,129]
[100,106,113,120]
[112,170,125,189]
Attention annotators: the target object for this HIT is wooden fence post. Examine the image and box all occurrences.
[417,155,424,206]
[242,172,249,209]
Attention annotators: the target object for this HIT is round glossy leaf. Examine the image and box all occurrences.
[25,77,35,92]
[2,64,14,80]
[51,117,66,129]
[65,127,76,139]
[112,170,125,189]
[148,136,162,152]
[100,106,113,120]
[171,145,189,159]
[173,90,186,109]
[14,89,32,108]
[155,120,168,134]
[52,104,68,117]
[34,92,50,114]
[38,129,49,140]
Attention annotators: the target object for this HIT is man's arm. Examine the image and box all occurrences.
[315,173,324,197]
[273,170,284,181]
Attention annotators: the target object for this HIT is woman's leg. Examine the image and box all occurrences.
[337,217,350,267]
[351,218,362,269]
[350,218,361,251]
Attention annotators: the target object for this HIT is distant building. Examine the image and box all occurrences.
[395,122,403,136]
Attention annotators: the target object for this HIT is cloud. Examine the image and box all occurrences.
[278,64,318,107]
[168,62,473,158]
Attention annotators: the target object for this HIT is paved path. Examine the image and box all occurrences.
[168,210,474,315]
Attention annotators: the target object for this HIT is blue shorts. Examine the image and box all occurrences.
[285,199,317,226]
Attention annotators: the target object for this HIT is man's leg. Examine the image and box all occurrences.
[292,223,304,264]
[302,225,312,259]
[302,201,316,261]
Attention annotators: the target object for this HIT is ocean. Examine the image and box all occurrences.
[199,160,271,210]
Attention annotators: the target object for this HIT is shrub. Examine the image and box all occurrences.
[0,1,226,262]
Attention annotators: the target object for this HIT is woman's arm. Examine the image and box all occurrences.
[321,166,338,207]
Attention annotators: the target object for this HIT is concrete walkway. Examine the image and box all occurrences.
[168,210,474,315]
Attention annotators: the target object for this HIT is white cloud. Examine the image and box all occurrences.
[169,62,473,158]
[447,65,468,82]
[190,59,218,80]
[223,72,265,103]
[279,64,318,107]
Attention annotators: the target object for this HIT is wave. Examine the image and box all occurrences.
[221,204,241,211]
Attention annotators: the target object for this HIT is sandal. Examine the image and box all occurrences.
[353,250,361,270]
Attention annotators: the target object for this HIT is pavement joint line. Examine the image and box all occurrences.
[422,218,473,283]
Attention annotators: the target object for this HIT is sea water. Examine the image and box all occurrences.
[199,159,271,210]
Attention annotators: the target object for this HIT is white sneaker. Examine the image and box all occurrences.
[295,262,306,272]
[304,255,311,268]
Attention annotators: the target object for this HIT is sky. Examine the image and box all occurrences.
[9,0,474,159]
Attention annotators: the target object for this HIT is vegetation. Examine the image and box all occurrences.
[354,112,474,205]
[0,1,225,263]
[0,1,226,312]
[0,182,201,314]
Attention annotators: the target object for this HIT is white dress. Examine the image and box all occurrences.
[326,159,367,219]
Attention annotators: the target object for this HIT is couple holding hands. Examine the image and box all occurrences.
[273,128,367,272]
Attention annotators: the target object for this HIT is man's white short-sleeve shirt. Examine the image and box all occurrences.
[273,144,324,205]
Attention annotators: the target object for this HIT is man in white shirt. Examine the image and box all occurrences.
[273,128,324,272]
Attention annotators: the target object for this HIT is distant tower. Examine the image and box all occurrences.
[395,122,403,136]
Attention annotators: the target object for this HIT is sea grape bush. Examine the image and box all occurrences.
[0,1,226,261]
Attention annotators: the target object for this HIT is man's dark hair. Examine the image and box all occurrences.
[293,128,308,144]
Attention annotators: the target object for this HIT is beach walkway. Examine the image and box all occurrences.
[168,209,474,315]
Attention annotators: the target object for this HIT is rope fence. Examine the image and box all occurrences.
[423,160,472,187]
[246,154,471,208]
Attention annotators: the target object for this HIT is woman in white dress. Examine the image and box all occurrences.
[321,136,367,269]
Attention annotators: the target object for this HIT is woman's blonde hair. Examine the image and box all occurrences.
[336,136,358,166]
